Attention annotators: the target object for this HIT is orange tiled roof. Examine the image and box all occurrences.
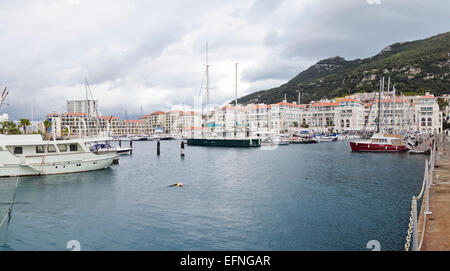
[151,111,165,115]
[274,101,300,107]
[247,104,271,109]
[418,95,435,99]
[311,102,339,107]
[63,112,87,116]
[336,98,362,103]
[182,111,198,115]
[382,98,408,103]
[98,116,119,120]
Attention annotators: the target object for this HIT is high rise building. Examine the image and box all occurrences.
[66,100,99,117]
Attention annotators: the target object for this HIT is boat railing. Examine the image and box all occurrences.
[405,137,436,251]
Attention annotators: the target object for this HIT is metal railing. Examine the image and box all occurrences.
[405,137,436,251]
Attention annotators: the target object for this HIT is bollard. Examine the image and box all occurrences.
[157,140,160,156]
[181,140,185,157]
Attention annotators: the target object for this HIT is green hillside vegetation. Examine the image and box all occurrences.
[236,31,450,105]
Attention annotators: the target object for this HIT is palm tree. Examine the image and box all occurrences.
[43,120,51,139]
[2,121,21,135]
[19,118,31,134]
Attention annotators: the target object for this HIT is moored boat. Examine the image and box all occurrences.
[349,133,410,152]
[0,134,118,177]
[187,137,260,147]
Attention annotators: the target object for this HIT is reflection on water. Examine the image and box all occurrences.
[0,141,425,250]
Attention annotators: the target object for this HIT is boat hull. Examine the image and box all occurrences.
[0,153,118,177]
[292,140,318,144]
[187,138,260,147]
[349,141,409,152]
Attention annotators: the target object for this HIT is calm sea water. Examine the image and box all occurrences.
[0,140,425,251]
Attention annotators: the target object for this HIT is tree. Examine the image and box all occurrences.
[43,120,51,139]
[437,98,448,113]
[2,121,21,135]
[19,118,31,134]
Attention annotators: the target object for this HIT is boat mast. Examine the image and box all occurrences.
[235,62,238,137]
[376,77,382,133]
[206,42,210,107]
[393,84,396,133]
[386,77,390,133]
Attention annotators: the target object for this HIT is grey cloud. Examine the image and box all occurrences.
[1,0,449,121]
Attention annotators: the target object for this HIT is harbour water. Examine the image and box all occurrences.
[0,141,425,251]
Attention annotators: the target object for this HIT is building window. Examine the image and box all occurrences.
[421,118,426,126]
[14,147,23,154]
[346,119,350,128]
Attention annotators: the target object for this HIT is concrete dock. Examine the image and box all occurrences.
[418,135,450,250]
[409,136,433,154]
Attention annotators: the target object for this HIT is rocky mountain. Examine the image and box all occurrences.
[236,31,450,105]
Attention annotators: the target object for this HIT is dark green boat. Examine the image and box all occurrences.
[187,138,260,147]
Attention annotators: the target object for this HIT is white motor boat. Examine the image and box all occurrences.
[276,134,291,145]
[87,142,132,155]
[316,135,338,142]
[0,134,118,177]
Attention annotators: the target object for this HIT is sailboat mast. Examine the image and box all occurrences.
[235,63,238,107]
[377,77,382,133]
[206,42,210,107]
[393,85,396,133]
[235,63,238,137]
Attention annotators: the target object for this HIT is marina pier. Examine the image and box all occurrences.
[408,134,450,250]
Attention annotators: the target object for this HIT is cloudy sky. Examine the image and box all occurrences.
[1,0,449,120]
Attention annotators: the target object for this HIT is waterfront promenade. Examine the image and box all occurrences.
[419,134,450,250]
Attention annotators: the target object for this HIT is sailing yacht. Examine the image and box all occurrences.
[187,48,260,147]
[349,77,409,152]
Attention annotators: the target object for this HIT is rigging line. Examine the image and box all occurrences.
[85,78,102,136]
[0,211,8,229]
[3,167,21,234]
[197,70,206,98]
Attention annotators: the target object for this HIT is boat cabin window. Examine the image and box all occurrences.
[69,144,78,152]
[14,147,23,154]
[48,145,56,153]
[36,146,45,153]
[58,144,67,152]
